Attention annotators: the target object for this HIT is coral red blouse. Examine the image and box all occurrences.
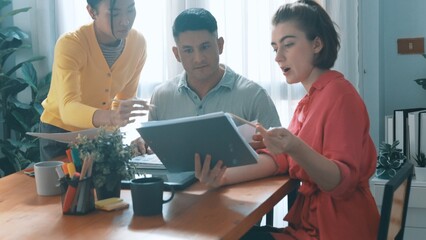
[266,70,379,240]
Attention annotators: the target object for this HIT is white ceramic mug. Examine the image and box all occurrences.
[34,161,64,196]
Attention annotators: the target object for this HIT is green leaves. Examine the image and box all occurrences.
[413,152,426,168]
[72,127,137,190]
[0,3,49,174]
[376,140,407,179]
[0,6,31,24]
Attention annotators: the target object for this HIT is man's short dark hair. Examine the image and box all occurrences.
[172,8,218,40]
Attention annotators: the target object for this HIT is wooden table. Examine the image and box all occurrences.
[0,172,297,240]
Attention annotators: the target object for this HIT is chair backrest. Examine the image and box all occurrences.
[377,163,414,240]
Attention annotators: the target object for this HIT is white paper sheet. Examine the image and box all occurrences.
[237,121,257,143]
[26,128,100,143]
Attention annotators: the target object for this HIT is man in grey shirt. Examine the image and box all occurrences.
[149,8,280,129]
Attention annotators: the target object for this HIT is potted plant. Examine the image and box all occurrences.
[0,1,49,176]
[376,140,406,179]
[413,152,426,181]
[71,127,138,200]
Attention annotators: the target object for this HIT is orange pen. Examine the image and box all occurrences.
[62,172,80,213]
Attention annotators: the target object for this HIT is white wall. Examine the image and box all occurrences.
[361,0,426,147]
[381,0,426,116]
[360,0,381,147]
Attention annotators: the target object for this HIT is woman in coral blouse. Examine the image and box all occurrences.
[194,1,380,239]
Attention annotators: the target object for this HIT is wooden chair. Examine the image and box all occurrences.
[377,163,414,240]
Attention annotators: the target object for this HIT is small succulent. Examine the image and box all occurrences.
[376,140,406,179]
[413,152,426,168]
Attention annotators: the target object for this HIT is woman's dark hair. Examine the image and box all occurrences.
[87,0,117,38]
[87,0,102,9]
[172,8,218,40]
[272,0,340,69]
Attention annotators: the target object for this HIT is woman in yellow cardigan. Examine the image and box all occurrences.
[40,0,149,161]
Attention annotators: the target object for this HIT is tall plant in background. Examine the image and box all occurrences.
[0,0,50,176]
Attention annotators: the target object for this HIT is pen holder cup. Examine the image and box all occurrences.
[60,177,95,215]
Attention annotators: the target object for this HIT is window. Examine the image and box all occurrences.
[52,0,302,127]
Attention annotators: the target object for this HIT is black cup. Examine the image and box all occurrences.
[130,177,175,216]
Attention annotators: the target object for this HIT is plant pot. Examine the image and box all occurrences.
[415,166,426,181]
[95,182,121,200]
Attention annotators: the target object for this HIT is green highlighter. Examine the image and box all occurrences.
[71,147,82,170]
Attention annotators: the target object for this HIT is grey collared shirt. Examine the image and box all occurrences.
[149,64,281,128]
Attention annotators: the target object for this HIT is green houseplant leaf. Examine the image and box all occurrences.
[0,2,50,175]
[376,140,407,179]
[414,152,426,168]
[0,7,31,24]
[71,127,139,193]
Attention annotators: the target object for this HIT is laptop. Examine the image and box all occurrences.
[121,154,197,191]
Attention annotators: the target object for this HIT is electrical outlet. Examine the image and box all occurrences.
[397,37,424,54]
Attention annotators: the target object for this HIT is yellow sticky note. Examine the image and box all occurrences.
[95,197,123,208]
[100,201,129,211]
